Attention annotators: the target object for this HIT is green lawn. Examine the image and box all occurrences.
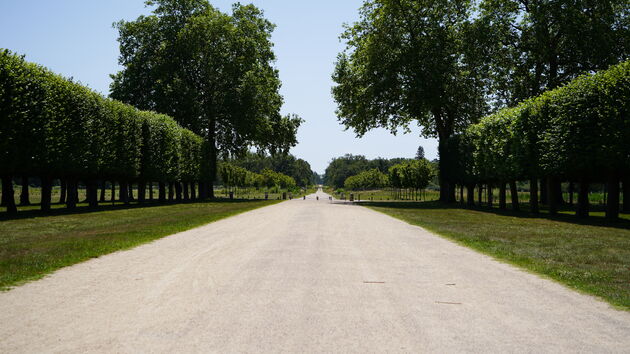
[363,201,630,311]
[0,199,279,289]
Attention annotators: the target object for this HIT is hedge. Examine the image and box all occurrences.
[452,60,630,219]
[0,50,206,212]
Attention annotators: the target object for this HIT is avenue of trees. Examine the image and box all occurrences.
[111,0,302,199]
[333,0,630,203]
[0,50,206,214]
[451,60,630,219]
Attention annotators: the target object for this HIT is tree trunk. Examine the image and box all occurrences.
[168,182,174,201]
[111,182,116,203]
[19,176,30,206]
[547,176,558,215]
[555,180,565,205]
[190,182,197,200]
[158,182,166,202]
[2,175,17,214]
[66,178,78,209]
[437,137,456,203]
[86,179,98,208]
[175,182,182,201]
[208,119,217,199]
[128,182,135,201]
[530,178,539,214]
[577,177,589,218]
[183,182,190,201]
[568,182,574,206]
[40,176,52,212]
[606,174,620,220]
[510,181,519,211]
[466,184,474,207]
[499,182,507,210]
[487,183,493,208]
[540,177,548,205]
[120,181,129,205]
[59,178,67,204]
[622,176,630,213]
[138,181,146,203]
[149,182,154,201]
[100,181,106,202]
[477,184,483,206]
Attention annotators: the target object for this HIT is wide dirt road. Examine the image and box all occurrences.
[1,189,630,353]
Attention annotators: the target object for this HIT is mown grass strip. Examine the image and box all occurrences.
[364,201,630,311]
[0,199,279,289]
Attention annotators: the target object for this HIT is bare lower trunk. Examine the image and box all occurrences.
[510,181,519,211]
[159,182,166,202]
[547,177,558,215]
[168,182,174,201]
[100,181,106,202]
[183,182,190,201]
[499,182,507,210]
[40,176,52,212]
[59,178,67,204]
[466,184,475,207]
[487,183,493,208]
[577,177,589,218]
[2,175,17,214]
[622,177,630,213]
[190,182,197,200]
[19,176,30,206]
[530,178,539,214]
[175,182,182,201]
[606,174,619,220]
[66,178,78,209]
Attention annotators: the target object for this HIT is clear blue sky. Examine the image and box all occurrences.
[0,0,438,173]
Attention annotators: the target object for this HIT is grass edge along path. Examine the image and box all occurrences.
[0,199,280,290]
[364,201,630,311]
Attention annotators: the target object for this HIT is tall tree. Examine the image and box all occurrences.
[479,0,630,106]
[332,0,488,202]
[415,146,425,160]
[111,0,301,198]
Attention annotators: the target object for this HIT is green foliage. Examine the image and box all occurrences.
[388,160,434,191]
[344,169,388,191]
[111,0,303,186]
[324,154,410,189]
[458,60,630,183]
[0,49,205,184]
[229,151,315,187]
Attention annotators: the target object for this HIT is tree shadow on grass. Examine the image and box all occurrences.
[0,198,269,222]
[358,200,630,231]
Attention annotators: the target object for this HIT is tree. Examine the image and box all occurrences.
[415,146,425,160]
[332,0,488,202]
[111,0,301,198]
[479,0,630,106]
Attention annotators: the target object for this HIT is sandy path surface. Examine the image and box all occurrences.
[1,188,630,353]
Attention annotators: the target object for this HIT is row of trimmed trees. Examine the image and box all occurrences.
[0,50,210,214]
[344,160,434,200]
[447,60,630,219]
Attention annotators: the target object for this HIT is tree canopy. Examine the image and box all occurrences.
[332,0,488,201]
[111,0,302,197]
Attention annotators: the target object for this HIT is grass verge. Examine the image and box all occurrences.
[363,201,630,311]
[0,199,279,289]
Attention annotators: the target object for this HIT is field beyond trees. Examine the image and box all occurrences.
[365,201,630,310]
[0,199,278,289]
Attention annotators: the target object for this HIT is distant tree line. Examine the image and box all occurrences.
[448,60,630,219]
[218,162,297,195]
[227,151,315,187]
[324,154,415,189]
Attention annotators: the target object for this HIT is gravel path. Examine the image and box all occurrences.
[1,188,629,353]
